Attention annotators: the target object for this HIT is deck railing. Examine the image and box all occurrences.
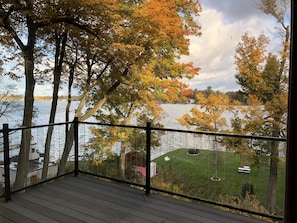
[0,118,286,222]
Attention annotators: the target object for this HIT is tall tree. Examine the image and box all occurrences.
[234,33,288,214]
[0,0,121,187]
[1,0,39,187]
[233,0,290,214]
[1,0,201,183]
[57,0,201,174]
[42,28,68,180]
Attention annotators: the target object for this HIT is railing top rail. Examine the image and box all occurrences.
[0,119,286,142]
[0,118,286,220]
[81,121,146,130]
[80,120,286,142]
[151,126,287,142]
[0,121,69,132]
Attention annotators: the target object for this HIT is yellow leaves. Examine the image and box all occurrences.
[179,92,236,132]
[265,93,288,122]
[177,114,191,129]
[117,131,127,141]
[139,0,179,34]
[130,0,199,55]
[178,62,201,78]
[110,43,144,65]
[245,95,262,107]
[235,33,270,90]
[219,194,269,216]
[235,32,288,137]
[197,93,233,114]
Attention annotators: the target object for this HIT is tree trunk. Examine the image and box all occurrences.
[58,123,75,175]
[57,69,128,175]
[42,32,67,180]
[266,128,280,214]
[119,110,134,180]
[120,143,126,180]
[57,95,108,175]
[65,60,75,143]
[265,25,288,213]
[14,47,36,188]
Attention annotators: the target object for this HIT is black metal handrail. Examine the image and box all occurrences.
[0,118,286,222]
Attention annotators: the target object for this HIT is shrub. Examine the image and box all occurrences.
[241,183,255,199]
[187,149,200,155]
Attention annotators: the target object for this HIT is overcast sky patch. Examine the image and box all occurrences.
[181,0,286,92]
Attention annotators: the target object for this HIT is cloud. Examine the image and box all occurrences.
[201,0,263,22]
[181,0,282,92]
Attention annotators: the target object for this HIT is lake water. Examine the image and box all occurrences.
[0,101,235,160]
[0,101,237,128]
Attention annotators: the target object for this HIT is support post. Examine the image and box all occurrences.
[284,1,297,222]
[74,117,79,176]
[145,122,151,195]
[3,124,11,201]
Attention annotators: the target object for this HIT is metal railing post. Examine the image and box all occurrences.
[145,122,151,195]
[74,117,79,176]
[285,1,297,222]
[3,123,11,201]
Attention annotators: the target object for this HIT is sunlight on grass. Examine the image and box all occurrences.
[152,148,285,216]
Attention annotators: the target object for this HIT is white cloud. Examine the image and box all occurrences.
[181,1,285,92]
[1,0,288,95]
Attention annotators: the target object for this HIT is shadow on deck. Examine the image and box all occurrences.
[0,175,269,223]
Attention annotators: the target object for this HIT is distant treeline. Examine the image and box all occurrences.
[6,88,244,104]
[3,95,81,101]
[173,86,246,104]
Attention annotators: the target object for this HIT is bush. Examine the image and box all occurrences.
[241,183,255,199]
[187,149,200,155]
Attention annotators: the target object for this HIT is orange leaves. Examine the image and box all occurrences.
[131,0,201,55]
[197,93,232,113]
[106,0,201,81]
[181,88,194,97]
[139,0,180,39]
[110,43,145,65]
[153,78,188,103]
[234,32,288,137]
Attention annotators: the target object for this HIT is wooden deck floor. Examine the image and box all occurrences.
[0,175,269,223]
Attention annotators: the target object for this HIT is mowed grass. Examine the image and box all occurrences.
[152,148,286,215]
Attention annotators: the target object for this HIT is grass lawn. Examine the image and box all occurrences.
[152,148,285,216]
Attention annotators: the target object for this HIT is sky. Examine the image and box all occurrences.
[0,0,290,96]
[181,0,289,92]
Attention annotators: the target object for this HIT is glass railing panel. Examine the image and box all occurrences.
[0,123,71,192]
[0,121,285,221]
[80,123,147,186]
[151,130,286,219]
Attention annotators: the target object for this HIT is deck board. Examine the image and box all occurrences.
[0,175,269,223]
